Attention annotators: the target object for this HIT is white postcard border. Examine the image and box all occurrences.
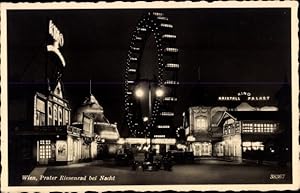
[1,1,299,192]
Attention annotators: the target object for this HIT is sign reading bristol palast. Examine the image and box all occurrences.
[218,92,270,101]
[47,20,66,67]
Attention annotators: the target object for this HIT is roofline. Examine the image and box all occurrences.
[216,111,237,126]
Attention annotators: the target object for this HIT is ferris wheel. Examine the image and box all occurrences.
[124,12,180,138]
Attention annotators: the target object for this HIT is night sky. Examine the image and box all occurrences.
[7,8,291,132]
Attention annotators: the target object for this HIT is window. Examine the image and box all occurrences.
[39,140,51,159]
[242,141,264,152]
[242,123,253,133]
[195,116,208,131]
[224,128,228,135]
[65,110,69,124]
[35,111,46,126]
[251,122,278,133]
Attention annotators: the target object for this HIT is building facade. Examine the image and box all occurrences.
[15,80,98,165]
[72,93,120,159]
[184,102,282,161]
[217,111,282,162]
[185,106,227,157]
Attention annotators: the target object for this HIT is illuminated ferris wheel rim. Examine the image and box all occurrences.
[124,12,179,136]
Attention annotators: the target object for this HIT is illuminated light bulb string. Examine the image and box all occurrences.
[124,12,180,138]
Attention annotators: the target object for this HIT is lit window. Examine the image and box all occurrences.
[196,117,208,131]
[39,140,51,159]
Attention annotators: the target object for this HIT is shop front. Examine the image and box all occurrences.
[213,141,224,157]
[36,137,71,165]
[191,142,212,157]
[221,120,242,162]
[66,126,82,163]
[37,139,56,165]
[35,125,82,165]
[151,138,176,154]
[81,136,94,161]
[223,135,242,162]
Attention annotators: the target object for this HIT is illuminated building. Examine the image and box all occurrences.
[10,20,97,167]
[216,111,282,162]
[35,81,92,164]
[73,92,120,158]
[184,101,282,159]
[185,106,226,156]
[12,79,98,166]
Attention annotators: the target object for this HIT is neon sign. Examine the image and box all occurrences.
[218,92,270,101]
[49,20,64,47]
[47,20,66,67]
[237,92,251,96]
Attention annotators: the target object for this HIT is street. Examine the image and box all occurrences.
[21,158,291,185]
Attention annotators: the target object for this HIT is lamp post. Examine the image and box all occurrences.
[134,80,165,150]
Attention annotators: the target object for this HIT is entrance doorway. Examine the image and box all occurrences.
[38,140,52,164]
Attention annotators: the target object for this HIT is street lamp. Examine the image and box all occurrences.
[135,88,145,98]
[134,83,165,117]
[143,116,149,122]
[134,81,165,150]
[155,87,165,98]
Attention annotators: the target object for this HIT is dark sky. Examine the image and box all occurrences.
[7,8,291,129]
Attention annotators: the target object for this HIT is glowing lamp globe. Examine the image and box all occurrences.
[155,88,164,97]
[135,88,144,98]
